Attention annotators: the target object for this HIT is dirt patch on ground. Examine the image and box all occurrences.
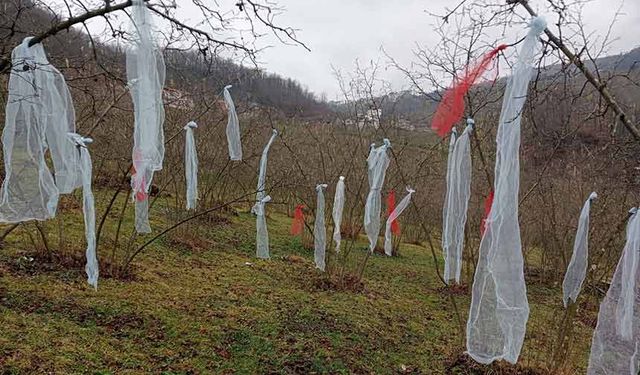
[445,353,549,374]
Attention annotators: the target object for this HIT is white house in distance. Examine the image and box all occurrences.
[357,108,382,129]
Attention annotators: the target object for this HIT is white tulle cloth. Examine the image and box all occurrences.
[332,176,346,253]
[255,195,272,259]
[68,133,99,289]
[562,192,597,307]
[252,130,278,259]
[587,208,640,374]
[384,187,415,256]
[184,121,198,210]
[0,35,88,222]
[223,85,242,160]
[466,17,546,365]
[364,139,391,253]
[127,0,166,233]
[314,184,328,271]
[442,119,473,283]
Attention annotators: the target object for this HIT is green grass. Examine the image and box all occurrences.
[0,196,595,374]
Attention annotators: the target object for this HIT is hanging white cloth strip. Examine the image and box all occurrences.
[223,85,242,161]
[127,0,166,233]
[384,187,415,256]
[252,130,278,258]
[562,192,597,307]
[68,133,99,289]
[255,195,272,259]
[364,139,391,253]
[0,38,61,222]
[442,128,457,279]
[253,129,278,205]
[588,208,640,374]
[443,119,473,283]
[332,176,346,253]
[184,121,198,210]
[314,184,328,271]
[25,38,80,195]
[466,17,546,365]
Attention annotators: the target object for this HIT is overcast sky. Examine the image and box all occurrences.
[247,0,640,100]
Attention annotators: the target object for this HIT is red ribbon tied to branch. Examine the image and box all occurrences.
[290,204,305,236]
[431,44,508,137]
[386,190,401,235]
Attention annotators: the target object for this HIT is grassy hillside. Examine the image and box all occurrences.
[0,193,596,374]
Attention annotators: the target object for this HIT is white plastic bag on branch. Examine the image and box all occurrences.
[364,139,391,253]
[223,85,242,161]
[251,130,278,258]
[315,184,328,271]
[0,38,60,222]
[332,176,346,253]
[184,121,198,210]
[466,17,546,365]
[588,208,640,374]
[68,133,99,289]
[127,0,166,233]
[255,195,272,259]
[443,120,473,283]
[562,192,597,307]
[384,187,415,256]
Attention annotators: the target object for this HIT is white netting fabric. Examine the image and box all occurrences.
[314,184,328,271]
[384,187,415,256]
[587,208,640,374]
[364,139,391,253]
[27,40,80,195]
[442,128,457,268]
[252,129,278,208]
[443,120,473,283]
[184,121,198,210]
[0,38,63,222]
[332,176,346,253]
[562,192,597,307]
[127,0,166,233]
[68,133,98,289]
[255,195,272,259]
[466,17,546,365]
[252,130,278,258]
[223,85,242,161]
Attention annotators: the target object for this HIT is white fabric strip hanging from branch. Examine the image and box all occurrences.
[184,121,198,210]
[252,129,278,258]
[466,17,546,365]
[562,192,597,307]
[127,0,166,233]
[332,176,346,253]
[588,208,640,374]
[443,119,473,283]
[314,184,328,271]
[442,128,457,273]
[223,85,242,161]
[68,133,99,289]
[29,39,80,195]
[364,139,391,253]
[0,38,61,222]
[255,195,272,259]
[384,187,415,256]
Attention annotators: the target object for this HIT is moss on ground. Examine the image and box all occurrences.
[0,197,595,374]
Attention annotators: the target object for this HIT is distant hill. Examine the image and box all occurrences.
[0,0,331,118]
[375,45,640,129]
